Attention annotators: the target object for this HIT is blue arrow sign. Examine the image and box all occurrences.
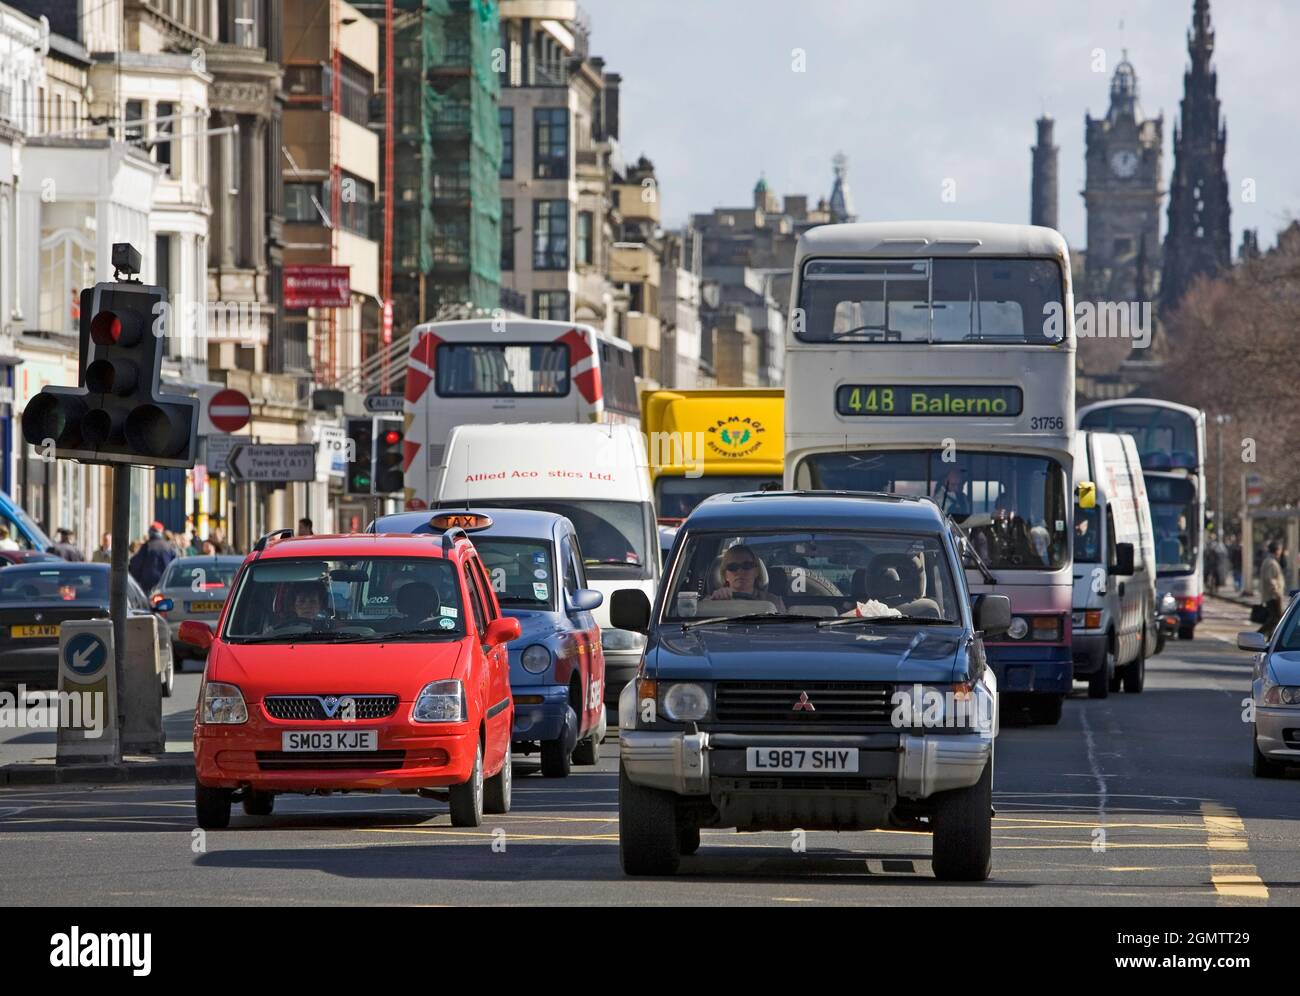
[64,632,108,678]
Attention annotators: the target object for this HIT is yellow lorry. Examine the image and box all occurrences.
[640,388,784,524]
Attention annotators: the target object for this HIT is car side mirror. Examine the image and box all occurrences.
[610,588,652,634]
[1110,542,1135,577]
[486,617,522,647]
[153,597,174,613]
[1237,631,1269,653]
[568,588,603,614]
[973,593,1011,636]
[178,619,214,651]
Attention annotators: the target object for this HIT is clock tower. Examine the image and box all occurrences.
[1082,54,1164,302]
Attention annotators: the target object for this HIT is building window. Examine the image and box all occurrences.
[576,211,593,266]
[501,198,514,271]
[155,101,174,174]
[499,107,513,179]
[533,107,568,179]
[533,291,570,322]
[533,200,569,270]
[124,100,144,143]
[335,58,374,127]
[38,229,95,334]
[284,182,325,223]
[324,173,374,238]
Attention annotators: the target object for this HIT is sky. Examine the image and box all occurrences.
[579,0,1300,253]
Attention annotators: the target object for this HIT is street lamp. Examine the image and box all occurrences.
[1214,413,1233,531]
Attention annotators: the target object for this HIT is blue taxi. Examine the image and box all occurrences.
[373,509,607,777]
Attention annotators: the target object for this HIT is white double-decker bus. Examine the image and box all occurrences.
[1077,399,1207,639]
[785,221,1077,724]
[402,319,639,508]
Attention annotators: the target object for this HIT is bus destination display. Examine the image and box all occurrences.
[835,385,1024,417]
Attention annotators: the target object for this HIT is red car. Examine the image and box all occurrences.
[187,528,520,829]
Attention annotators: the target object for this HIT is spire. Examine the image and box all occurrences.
[828,152,855,223]
[1107,49,1140,123]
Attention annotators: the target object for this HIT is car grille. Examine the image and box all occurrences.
[263,695,399,721]
[255,750,406,771]
[714,681,894,724]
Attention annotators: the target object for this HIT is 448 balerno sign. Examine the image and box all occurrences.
[836,384,1024,417]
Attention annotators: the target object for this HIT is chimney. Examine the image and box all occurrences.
[603,72,621,142]
[1030,115,1059,231]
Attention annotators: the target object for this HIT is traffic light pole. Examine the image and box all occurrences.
[109,463,131,762]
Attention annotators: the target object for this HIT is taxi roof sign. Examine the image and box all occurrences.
[430,512,494,532]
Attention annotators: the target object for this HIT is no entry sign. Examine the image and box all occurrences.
[209,389,251,433]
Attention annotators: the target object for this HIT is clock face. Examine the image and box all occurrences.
[1110,149,1139,179]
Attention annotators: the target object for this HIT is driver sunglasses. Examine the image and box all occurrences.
[725,560,757,572]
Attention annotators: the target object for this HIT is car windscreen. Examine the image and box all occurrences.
[663,529,960,625]
[164,562,240,591]
[797,449,1069,570]
[0,567,108,604]
[222,557,464,644]
[655,474,782,521]
[472,538,556,609]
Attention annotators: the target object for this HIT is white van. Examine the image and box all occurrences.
[1072,430,1158,698]
[435,423,659,708]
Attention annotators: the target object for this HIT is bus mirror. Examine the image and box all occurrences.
[1075,482,1097,510]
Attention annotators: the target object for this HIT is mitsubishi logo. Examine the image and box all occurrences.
[792,691,816,713]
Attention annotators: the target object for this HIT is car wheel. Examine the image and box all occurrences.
[449,741,484,827]
[1122,633,1146,693]
[931,759,993,882]
[484,747,512,814]
[1179,624,1195,641]
[1088,642,1114,699]
[195,780,232,830]
[1028,695,1063,725]
[161,656,175,698]
[572,729,601,766]
[242,791,274,817]
[1108,667,1123,693]
[619,761,680,876]
[540,736,572,778]
[1253,732,1286,778]
[677,822,701,857]
[1155,630,1166,655]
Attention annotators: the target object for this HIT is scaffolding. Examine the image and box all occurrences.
[388,0,502,331]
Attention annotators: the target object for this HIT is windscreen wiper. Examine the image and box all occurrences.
[826,323,905,342]
[226,630,375,644]
[816,614,947,629]
[681,612,821,630]
[951,520,999,585]
[377,627,461,640]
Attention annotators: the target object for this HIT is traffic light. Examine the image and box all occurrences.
[345,416,374,495]
[373,418,404,494]
[21,261,198,468]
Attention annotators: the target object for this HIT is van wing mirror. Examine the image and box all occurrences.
[973,594,1011,636]
[610,589,652,634]
[1075,481,1097,510]
[1111,542,1135,577]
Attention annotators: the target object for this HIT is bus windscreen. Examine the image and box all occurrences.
[1078,406,1200,471]
[435,343,570,397]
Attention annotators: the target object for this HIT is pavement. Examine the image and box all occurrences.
[1,596,1295,906]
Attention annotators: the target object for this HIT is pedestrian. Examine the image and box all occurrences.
[1258,540,1286,638]
[128,521,177,593]
[210,526,227,554]
[201,539,217,555]
[297,517,314,537]
[48,527,84,562]
[91,532,112,563]
[0,525,18,551]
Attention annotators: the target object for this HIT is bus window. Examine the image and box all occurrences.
[436,343,570,397]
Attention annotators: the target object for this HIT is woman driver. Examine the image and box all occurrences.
[707,544,786,611]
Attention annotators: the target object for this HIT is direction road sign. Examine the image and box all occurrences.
[64,631,109,679]
[227,443,316,483]
[210,388,251,433]
[364,393,404,413]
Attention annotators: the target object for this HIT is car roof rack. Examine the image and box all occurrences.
[253,528,295,553]
[442,526,468,553]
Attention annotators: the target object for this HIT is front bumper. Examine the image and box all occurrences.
[511,684,570,742]
[0,646,59,688]
[194,705,478,791]
[986,643,1072,694]
[1071,631,1107,676]
[620,727,992,800]
[1255,708,1300,762]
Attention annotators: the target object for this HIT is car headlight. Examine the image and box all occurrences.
[201,682,248,725]
[520,644,552,674]
[661,682,709,722]
[889,681,992,732]
[601,628,647,653]
[412,679,466,723]
[1007,616,1029,640]
[1262,684,1300,707]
